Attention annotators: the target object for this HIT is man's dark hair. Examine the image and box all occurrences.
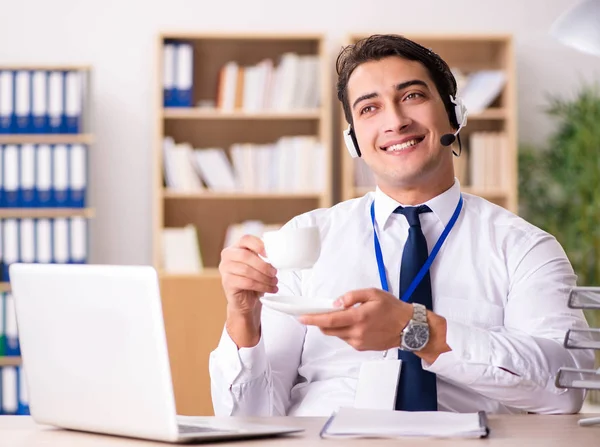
[336,34,458,128]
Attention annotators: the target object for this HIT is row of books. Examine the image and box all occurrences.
[0,144,87,208]
[0,217,88,282]
[458,132,511,189]
[163,136,326,193]
[0,70,85,134]
[216,53,321,112]
[161,220,282,274]
[353,132,511,191]
[0,366,29,415]
[162,41,193,107]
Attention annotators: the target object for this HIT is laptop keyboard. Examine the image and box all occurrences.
[178,423,236,434]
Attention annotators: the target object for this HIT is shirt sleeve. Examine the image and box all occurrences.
[209,256,306,416]
[424,231,595,414]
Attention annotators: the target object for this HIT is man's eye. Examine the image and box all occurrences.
[405,92,424,101]
[360,105,375,115]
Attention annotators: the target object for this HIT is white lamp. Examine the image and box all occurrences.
[550,0,600,57]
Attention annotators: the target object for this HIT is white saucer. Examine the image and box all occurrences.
[259,295,341,316]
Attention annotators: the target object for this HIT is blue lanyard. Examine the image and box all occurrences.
[370,194,463,300]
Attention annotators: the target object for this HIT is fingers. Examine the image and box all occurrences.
[236,234,267,257]
[335,288,379,308]
[299,307,362,328]
[224,260,278,295]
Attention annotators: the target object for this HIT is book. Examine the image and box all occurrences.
[320,407,489,439]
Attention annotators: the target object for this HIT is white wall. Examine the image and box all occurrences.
[1,0,599,265]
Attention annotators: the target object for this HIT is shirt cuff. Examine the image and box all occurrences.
[215,325,269,386]
[422,319,491,384]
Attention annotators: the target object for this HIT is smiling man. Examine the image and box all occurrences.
[209,34,594,416]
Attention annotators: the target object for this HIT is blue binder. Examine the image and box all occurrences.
[64,71,82,134]
[0,144,4,208]
[16,366,29,415]
[163,41,176,107]
[174,42,194,107]
[4,293,19,356]
[36,144,53,207]
[0,71,14,134]
[48,71,64,133]
[3,145,19,208]
[19,144,36,208]
[31,71,49,134]
[14,71,31,134]
[52,144,69,207]
[69,144,86,207]
[0,293,5,356]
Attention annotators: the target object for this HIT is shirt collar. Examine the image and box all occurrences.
[374,178,462,230]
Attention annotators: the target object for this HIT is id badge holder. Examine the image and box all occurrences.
[353,358,402,410]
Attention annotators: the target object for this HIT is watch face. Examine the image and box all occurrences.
[404,323,429,350]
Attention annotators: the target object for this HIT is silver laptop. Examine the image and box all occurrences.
[9,263,303,443]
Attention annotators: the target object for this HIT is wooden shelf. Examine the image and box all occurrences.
[0,65,92,71]
[0,208,95,219]
[0,282,10,292]
[0,134,94,144]
[159,268,221,280]
[468,108,507,120]
[0,357,21,367]
[163,108,321,120]
[163,191,322,200]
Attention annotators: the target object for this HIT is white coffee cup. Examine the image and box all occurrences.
[262,226,321,270]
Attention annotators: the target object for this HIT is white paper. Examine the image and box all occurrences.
[321,407,487,439]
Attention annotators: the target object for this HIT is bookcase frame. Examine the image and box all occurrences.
[154,32,331,415]
[339,33,518,213]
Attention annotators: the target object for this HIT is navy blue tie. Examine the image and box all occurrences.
[393,205,438,411]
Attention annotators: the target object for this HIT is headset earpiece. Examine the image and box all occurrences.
[343,125,361,158]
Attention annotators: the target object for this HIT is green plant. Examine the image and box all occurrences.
[519,84,600,403]
[519,84,600,324]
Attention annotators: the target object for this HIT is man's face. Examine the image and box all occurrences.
[347,56,455,191]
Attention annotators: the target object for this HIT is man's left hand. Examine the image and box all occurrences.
[298,288,451,363]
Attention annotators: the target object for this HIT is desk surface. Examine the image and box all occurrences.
[1,414,600,446]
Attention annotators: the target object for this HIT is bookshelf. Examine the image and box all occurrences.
[340,34,518,213]
[154,33,330,415]
[0,65,92,415]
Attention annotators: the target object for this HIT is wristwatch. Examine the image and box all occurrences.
[400,303,430,352]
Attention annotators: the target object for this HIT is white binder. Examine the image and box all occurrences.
[32,70,48,133]
[14,70,31,133]
[65,71,82,133]
[35,218,52,263]
[53,218,69,263]
[19,219,35,264]
[36,144,52,206]
[20,144,36,206]
[52,144,69,206]
[0,71,13,132]
[3,144,18,207]
[1,366,18,414]
[70,217,87,263]
[3,219,18,278]
[48,71,64,132]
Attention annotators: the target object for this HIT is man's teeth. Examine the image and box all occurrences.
[386,139,420,151]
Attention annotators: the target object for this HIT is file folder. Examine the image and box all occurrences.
[69,144,86,207]
[36,144,52,207]
[20,144,36,207]
[52,144,69,206]
[48,71,64,133]
[163,42,176,107]
[1,366,18,414]
[35,219,52,264]
[0,71,14,133]
[0,292,5,356]
[175,42,194,107]
[19,219,35,264]
[65,71,82,133]
[70,217,87,263]
[3,144,19,208]
[0,144,4,207]
[53,218,69,264]
[4,293,19,356]
[17,366,29,415]
[14,71,31,134]
[2,219,18,283]
[31,71,48,133]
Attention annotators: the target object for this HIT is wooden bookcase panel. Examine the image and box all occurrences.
[163,197,319,268]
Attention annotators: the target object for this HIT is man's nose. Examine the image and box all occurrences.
[383,106,412,133]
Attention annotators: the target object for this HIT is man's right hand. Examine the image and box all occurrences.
[218,234,279,348]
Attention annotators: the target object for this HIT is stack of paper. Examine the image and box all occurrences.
[320,407,489,439]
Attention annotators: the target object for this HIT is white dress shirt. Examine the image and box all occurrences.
[209,180,594,416]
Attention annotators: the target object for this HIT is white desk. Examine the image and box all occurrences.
[1,414,599,446]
